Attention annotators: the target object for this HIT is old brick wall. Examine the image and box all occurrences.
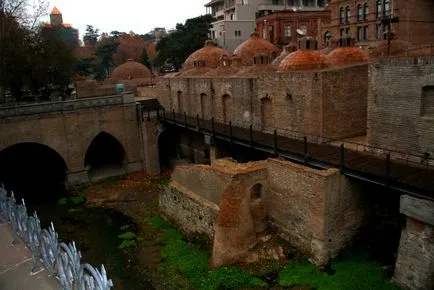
[0,104,143,181]
[321,64,368,140]
[393,218,434,290]
[160,182,219,240]
[367,56,434,155]
[257,72,322,136]
[267,158,368,265]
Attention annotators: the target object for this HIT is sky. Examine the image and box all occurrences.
[45,0,207,38]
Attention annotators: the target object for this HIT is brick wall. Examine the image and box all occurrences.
[161,158,368,266]
[0,104,143,180]
[160,64,368,142]
[367,56,434,155]
[267,158,368,265]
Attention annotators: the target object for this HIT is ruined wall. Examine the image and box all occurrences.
[368,56,434,156]
[321,64,368,140]
[267,158,368,265]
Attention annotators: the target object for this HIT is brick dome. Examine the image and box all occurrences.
[278,50,324,71]
[325,47,369,67]
[111,59,152,80]
[233,33,281,66]
[183,40,228,70]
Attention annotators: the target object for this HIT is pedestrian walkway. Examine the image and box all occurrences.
[0,221,59,290]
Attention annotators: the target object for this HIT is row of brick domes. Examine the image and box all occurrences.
[181,33,369,76]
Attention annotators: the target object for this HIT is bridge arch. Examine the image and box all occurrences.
[0,142,68,201]
[84,132,127,182]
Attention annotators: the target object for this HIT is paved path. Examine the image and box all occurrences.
[0,220,60,290]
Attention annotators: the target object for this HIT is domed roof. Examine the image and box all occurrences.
[183,40,228,70]
[233,33,281,66]
[325,47,369,67]
[278,50,325,71]
[111,59,152,80]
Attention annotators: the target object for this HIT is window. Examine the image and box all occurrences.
[357,4,363,22]
[363,3,369,21]
[212,31,216,39]
[284,26,292,37]
[345,6,350,23]
[363,26,368,40]
[230,14,234,20]
[376,0,382,18]
[250,184,263,200]
[346,28,351,38]
[340,28,345,38]
[376,23,382,39]
[421,86,434,116]
[324,31,331,47]
[357,27,363,41]
[340,7,345,24]
[384,0,390,17]
[318,0,325,7]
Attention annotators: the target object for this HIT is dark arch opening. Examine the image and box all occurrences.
[84,132,126,182]
[0,143,67,202]
[158,128,181,170]
[250,184,263,200]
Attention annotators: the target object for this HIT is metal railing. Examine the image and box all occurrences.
[0,185,113,290]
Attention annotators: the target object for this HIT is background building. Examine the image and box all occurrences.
[43,7,79,49]
[205,0,261,52]
[256,0,330,47]
[321,0,434,49]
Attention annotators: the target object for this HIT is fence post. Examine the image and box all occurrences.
[385,153,391,187]
[274,130,278,156]
[229,121,233,143]
[249,125,253,147]
[184,112,187,128]
[212,117,216,139]
[340,144,345,174]
[172,109,176,124]
[304,136,308,164]
[196,114,200,132]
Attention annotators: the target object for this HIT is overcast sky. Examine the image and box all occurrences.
[46,0,207,38]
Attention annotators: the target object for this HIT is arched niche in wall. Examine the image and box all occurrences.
[222,94,232,123]
[249,183,267,233]
[177,90,183,113]
[200,93,211,119]
[261,96,273,130]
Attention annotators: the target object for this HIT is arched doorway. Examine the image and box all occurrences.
[222,94,232,123]
[200,93,210,119]
[84,132,126,182]
[158,128,181,170]
[249,183,267,233]
[177,91,183,113]
[261,97,273,130]
[0,143,67,202]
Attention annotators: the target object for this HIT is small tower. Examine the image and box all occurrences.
[50,6,63,26]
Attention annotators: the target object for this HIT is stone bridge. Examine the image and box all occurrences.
[0,94,145,188]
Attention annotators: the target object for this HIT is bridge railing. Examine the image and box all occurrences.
[0,185,113,290]
[0,94,135,119]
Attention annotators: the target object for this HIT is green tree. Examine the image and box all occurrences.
[94,37,119,80]
[140,47,151,70]
[83,25,99,46]
[154,14,212,70]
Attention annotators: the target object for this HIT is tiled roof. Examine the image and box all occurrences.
[111,60,152,80]
[325,47,369,66]
[233,33,281,66]
[278,50,325,71]
[50,6,62,15]
[183,40,229,70]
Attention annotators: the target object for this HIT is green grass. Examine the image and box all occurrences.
[278,252,402,290]
[119,239,137,249]
[118,231,137,240]
[148,216,267,290]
